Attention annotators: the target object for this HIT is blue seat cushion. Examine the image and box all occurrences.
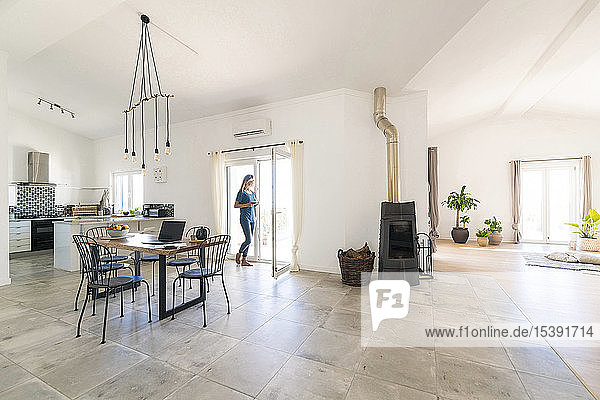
[100,255,128,263]
[168,258,198,266]
[90,276,134,288]
[140,254,159,262]
[180,268,208,278]
[99,262,128,271]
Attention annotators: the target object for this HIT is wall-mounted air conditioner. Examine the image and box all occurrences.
[233,118,272,140]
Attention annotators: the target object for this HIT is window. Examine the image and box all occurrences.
[112,171,144,212]
[521,160,579,243]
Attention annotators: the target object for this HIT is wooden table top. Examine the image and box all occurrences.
[95,233,215,256]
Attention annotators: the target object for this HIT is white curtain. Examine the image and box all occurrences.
[286,140,304,272]
[581,155,592,218]
[510,160,522,243]
[209,151,225,235]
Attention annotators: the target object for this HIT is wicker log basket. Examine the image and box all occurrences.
[338,243,375,286]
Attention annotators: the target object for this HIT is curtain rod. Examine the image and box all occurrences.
[511,156,585,163]
[207,140,303,156]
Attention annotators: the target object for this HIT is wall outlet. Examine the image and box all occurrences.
[153,166,167,183]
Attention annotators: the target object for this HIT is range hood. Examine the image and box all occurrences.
[14,152,55,186]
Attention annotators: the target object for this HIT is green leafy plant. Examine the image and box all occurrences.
[484,216,502,233]
[459,215,470,228]
[476,229,491,238]
[565,209,600,239]
[442,185,480,229]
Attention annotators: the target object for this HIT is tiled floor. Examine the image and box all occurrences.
[0,247,597,399]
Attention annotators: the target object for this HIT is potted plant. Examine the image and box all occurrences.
[484,216,503,245]
[476,229,491,247]
[442,185,480,244]
[566,209,600,252]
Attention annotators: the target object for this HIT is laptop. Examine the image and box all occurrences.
[142,220,186,245]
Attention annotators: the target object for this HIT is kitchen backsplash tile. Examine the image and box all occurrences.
[12,185,57,217]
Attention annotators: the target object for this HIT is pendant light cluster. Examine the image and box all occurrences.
[123,14,173,174]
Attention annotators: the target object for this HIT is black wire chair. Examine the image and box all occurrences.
[167,226,210,289]
[73,235,152,344]
[171,235,230,326]
[74,229,134,311]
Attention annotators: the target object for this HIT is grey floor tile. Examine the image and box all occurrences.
[158,329,240,374]
[436,353,529,400]
[322,308,370,337]
[38,343,148,398]
[165,376,252,399]
[505,345,580,384]
[296,287,347,307]
[201,341,289,397]
[237,294,293,316]
[77,358,194,400]
[120,319,199,356]
[295,328,363,371]
[0,378,69,400]
[360,347,437,394]
[257,356,353,400]
[346,373,437,400]
[206,309,270,339]
[245,317,315,353]
[435,346,513,369]
[0,355,34,393]
[518,371,594,400]
[276,301,332,326]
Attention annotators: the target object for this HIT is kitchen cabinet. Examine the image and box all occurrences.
[9,220,31,253]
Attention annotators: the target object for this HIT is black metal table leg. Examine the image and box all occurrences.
[158,254,167,320]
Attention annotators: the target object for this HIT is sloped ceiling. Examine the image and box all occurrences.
[407,0,600,136]
[0,0,487,138]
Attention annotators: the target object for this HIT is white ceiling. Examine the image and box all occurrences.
[407,0,600,136]
[4,0,598,139]
[0,0,487,138]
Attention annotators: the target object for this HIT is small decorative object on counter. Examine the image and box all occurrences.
[338,243,375,287]
[106,224,130,238]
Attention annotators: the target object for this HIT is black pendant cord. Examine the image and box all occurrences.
[143,23,154,98]
[145,24,163,96]
[131,109,136,158]
[139,20,147,170]
[166,95,171,148]
[128,23,144,109]
[124,112,128,155]
[154,96,159,157]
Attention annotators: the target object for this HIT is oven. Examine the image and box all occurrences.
[31,219,60,251]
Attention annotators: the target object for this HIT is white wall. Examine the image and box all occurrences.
[8,110,97,204]
[0,51,9,286]
[94,89,428,272]
[430,115,600,241]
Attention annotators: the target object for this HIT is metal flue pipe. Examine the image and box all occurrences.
[373,87,400,202]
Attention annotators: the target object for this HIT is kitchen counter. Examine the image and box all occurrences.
[53,217,173,271]
[54,216,173,225]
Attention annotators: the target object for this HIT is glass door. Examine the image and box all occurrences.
[272,147,293,277]
[521,160,579,243]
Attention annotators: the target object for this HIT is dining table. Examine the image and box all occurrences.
[96,233,217,320]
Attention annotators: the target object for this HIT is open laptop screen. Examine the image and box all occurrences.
[158,221,186,242]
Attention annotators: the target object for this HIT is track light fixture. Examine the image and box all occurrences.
[123,14,174,171]
[37,98,76,119]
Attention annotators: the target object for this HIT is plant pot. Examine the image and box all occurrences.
[451,227,469,244]
[477,237,489,247]
[577,237,600,252]
[488,232,503,245]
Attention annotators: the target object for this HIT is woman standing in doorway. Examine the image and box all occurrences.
[234,174,259,266]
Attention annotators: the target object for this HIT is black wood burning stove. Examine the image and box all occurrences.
[378,201,420,286]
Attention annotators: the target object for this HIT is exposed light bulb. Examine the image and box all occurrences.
[154,153,159,162]
[132,155,137,163]
[165,146,171,156]
[142,165,146,175]
[124,152,129,160]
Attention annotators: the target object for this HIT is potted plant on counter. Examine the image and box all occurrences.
[566,209,600,252]
[476,229,491,247]
[484,216,503,245]
[442,185,479,244]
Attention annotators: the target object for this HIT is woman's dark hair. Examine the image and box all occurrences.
[239,174,255,193]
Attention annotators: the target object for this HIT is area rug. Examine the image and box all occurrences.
[522,253,600,272]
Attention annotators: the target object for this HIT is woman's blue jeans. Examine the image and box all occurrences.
[239,218,255,257]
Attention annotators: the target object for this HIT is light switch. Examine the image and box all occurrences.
[153,166,167,183]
